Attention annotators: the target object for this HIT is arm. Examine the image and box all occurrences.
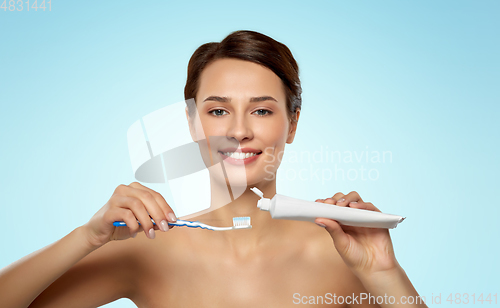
[0,182,177,308]
[315,192,428,308]
[28,228,139,308]
[0,227,138,308]
[0,227,99,308]
[358,265,427,307]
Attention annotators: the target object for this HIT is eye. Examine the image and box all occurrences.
[209,109,228,117]
[253,109,273,117]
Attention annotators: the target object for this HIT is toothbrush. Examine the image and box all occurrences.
[113,216,252,231]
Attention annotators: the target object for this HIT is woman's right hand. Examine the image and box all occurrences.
[81,182,177,249]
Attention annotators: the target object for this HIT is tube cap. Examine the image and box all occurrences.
[251,187,271,211]
[257,198,271,211]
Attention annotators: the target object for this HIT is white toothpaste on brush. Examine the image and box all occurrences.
[250,187,405,229]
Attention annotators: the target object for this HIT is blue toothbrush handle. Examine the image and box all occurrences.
[113,218,158,227]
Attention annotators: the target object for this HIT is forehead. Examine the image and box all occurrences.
[197,58,286,101]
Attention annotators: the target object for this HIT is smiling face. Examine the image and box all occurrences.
[187,58,299,187]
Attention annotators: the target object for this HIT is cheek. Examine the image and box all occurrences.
[256,119,289,162]
[259,128,287,148]
[260,116,289,145]
[199,116,226,137]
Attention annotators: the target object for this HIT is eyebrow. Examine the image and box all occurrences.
[202,96,278,103]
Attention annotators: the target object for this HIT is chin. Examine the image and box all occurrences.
[243,170,278,187]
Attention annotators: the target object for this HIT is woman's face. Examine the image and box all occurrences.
[188,58,299,187]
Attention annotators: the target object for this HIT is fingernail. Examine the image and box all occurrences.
[315,222,326,228]
[168,212,177,222]
[131,232,137,238]
[148,228,155,239]
[160,220,169,232]
[350,201,357,204]
[337,198,345,203]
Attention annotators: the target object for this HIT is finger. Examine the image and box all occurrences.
[117,208,142,237]
[119,208,140,233]
[116,195,157,239]
[323,192,345,205]
[129,182,177,224]
[315,218,350,255]
[117,207,161,233]
[336,191,364,207]
[103,206,139,232]
[323,198,335,205]
[127,186,173,231]
[123,184,170,233]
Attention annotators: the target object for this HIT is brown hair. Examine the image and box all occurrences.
[184,30,301,122]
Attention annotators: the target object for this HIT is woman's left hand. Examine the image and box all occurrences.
[314,191,400,279]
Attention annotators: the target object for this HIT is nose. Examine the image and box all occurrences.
[226,113,253,142]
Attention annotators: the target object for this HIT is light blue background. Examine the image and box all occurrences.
[1,1,498,307]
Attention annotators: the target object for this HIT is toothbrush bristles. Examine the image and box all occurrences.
[232,216,251,227]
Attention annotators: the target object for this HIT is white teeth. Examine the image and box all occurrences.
[222,152,258,159]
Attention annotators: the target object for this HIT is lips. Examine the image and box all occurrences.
[219,147,262,154]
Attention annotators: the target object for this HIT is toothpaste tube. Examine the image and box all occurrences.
[250,187,405,229]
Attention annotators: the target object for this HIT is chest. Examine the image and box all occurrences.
[131,248,351,308]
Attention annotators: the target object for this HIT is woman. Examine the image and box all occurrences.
[0,30,427,307]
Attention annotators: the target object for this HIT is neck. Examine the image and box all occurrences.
[205,175,294,255]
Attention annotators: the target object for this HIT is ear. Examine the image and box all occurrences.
[185,106,198,143]
[286,109,300,144]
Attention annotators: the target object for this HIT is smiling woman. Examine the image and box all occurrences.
[0,30,428,308]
